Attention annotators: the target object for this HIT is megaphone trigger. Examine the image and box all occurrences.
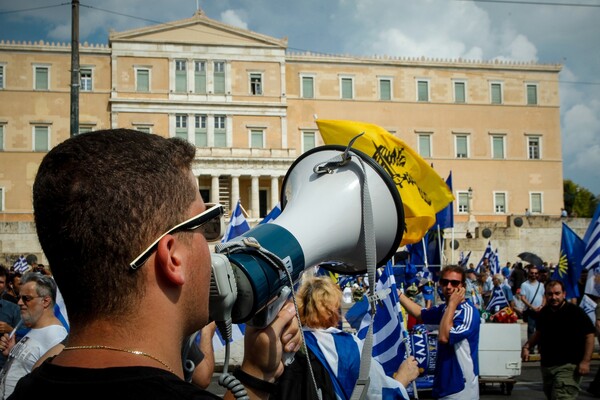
[248,286,292,329]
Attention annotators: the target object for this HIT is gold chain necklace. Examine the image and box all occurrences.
[62,345,176,375]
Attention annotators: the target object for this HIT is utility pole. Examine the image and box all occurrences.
[70,0,80,137]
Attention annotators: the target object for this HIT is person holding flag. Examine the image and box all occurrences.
[295,276,419,400]
[399,265,480,399]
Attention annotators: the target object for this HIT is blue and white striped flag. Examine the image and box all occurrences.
[459,251,471,267]
[259,202,282,225]
[12,256,29,273]
[304,328,410,400]
[584,205,600,296]
[489,248,500,275]
[221,200,251,243]
[486,285,509,312]
[216,200,250,349]
[580,294,597,324]
[345,262,404,376]
[54,282,70,331]
[476,241,493,272]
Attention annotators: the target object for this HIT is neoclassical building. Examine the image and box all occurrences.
[0,9,564,261]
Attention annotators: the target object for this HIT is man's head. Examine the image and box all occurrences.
[18,272,57,328]
[492,273,505,287]
[32,129,209,329]
[439,265,466,301]
[465,269,477,282]
[527,265,539,282]
[0,267,7,293]
[544,280,566,309]
[297,276,342,329]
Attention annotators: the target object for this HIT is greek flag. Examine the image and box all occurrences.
[259,202,282,224]
[580,294,597,324]
[12,256,29,273]
[584,205,600,296]
[216,200,250,348]
[459,251,471,267]
[476,241,493,272]
[486,285,509,312]
[221,200,251,243]
[304,328,410,400]
[345,262,404,376]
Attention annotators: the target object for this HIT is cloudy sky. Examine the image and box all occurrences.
[1,0,599,195]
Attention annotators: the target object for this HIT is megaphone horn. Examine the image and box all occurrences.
[212,145,404,324]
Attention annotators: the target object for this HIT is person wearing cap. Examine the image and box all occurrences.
[465,269,483,310]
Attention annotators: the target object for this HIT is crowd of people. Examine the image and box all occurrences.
[0,128,597,400]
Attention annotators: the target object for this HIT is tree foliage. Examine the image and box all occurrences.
[563,180,599,217]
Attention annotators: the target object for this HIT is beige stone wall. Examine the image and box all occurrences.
[0,15,565,261]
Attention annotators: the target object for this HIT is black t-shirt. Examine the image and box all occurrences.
[8,359,221,400]
[537,301,595,367]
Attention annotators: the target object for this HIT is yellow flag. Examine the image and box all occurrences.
[316,119,454,245]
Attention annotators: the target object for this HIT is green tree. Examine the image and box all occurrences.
[563,180,599,217]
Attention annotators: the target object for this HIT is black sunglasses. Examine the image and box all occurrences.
[440,278,462,288]
[18,295,42,303]
[129,203,225,270]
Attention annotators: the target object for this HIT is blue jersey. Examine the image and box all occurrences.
[421,300,480,398]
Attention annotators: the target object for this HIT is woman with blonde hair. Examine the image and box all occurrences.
[296,276,418,400]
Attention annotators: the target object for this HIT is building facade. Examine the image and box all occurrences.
[0,10,564,264]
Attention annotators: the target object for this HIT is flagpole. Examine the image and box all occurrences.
[437,225,443,267]
[451,228,455,265]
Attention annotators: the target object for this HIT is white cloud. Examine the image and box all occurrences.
[220,10,248,30]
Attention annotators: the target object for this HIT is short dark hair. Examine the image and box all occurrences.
[33,129,197,325]
[545,279,565,292]
[441,265,466,286]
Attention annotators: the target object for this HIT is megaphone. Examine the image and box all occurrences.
[209,145,404,327]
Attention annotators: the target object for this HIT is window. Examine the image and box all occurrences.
[79,125,94,134]
[494,192,507,214]
[214,61,225,94]
[250,129,264,148]
[528,136,541,159]
[175,60,187,93]
[417,80,429,102]
[194,61,206,94]
[301,75,314,99]
[454,81,466,103]
[490,82,502,104]
[303,131,316,153]
[0,65,4,89]
[458,192,469,213]
[526,84,538,105]
[135,126,151,134]
[379,78,391,100]
[34,66,49,90]
[136,68,150,92]
[175,115,187,141]
[250,73,263,95]
[491,135,505,159]
[214,115,226,147]
[340,77,353,99]
[33,126,49,151]
[0,125,4,151]
[80,68,92,91]
[0,187,3,211]
[195,115,207,146]
[530,192,543,213]
[455,134,469,158]
[418,134,431,158]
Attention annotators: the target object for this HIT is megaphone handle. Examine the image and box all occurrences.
[247,286,295,366]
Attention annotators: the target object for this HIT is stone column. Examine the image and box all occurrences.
[231,175,240,207]
[211,175,219,204]
[251,176,260,218]
[271,176,279,208]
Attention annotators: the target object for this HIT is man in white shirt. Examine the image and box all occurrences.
[0,272,68,399]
